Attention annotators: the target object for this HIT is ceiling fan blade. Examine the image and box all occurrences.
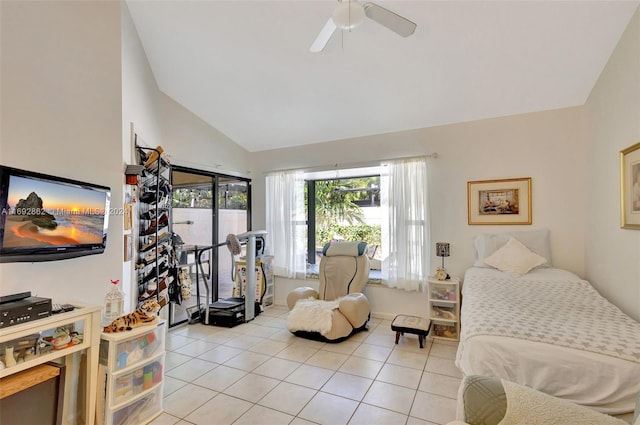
[363,2,416,37]
[310,18,337,53]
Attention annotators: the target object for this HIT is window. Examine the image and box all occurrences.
[266,157,430,291]
[380,157,430,291]
[306,174,381,268]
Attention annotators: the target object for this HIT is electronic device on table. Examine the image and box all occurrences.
[51,304,75,314]
[0,291,52,328]
[0,165,111,263]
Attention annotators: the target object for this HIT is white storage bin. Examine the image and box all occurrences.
[108,383,163,425]
[98,320,166,425]
[99,322,165,372]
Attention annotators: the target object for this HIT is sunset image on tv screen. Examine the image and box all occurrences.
[3,175,108,248]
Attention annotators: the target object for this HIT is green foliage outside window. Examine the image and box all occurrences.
[172,187,247,210]
[312,176,381,251]
[317,223,381,250]
[218,192,247,210]
[172,188,213,209]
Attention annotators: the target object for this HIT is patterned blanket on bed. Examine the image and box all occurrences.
[460,272,640,363]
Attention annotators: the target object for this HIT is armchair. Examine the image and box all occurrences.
[286,241,371,342]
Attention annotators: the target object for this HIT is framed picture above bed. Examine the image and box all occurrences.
[467,177,532,225]
[620,141,640,230]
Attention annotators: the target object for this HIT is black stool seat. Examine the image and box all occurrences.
[391,314,431,348]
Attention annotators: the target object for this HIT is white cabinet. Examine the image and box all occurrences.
[0,304,101,424]
[427,277,460,341]
[97,320,166,425]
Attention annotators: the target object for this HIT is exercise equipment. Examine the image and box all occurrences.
[191,230,268,326]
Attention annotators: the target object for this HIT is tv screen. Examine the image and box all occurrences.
[0,166,111,263]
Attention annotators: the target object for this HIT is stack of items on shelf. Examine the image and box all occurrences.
[428,276,461,341]
[98,320,166,425]
[135,145,172,308]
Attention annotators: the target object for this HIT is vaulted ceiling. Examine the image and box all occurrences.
[126,1,639,152]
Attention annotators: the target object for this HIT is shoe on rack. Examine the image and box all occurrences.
[143,179,170,195]
[143,146,164,168]
[141,212,168,230]
[141,221,169,237]
[144,160,169,174]
[139,237,157,253]
[158,277,168,293]
[139,231,170,252]
[140,263,169,285]
[141,245,167,265]
[140,277,169,300]
[149,194,169,210]
[139,289,156,300]
[140,209,158,221]
[140,181,170,203]
[144,153,169,172]
[140,190,157,204]
[158,213,169,227]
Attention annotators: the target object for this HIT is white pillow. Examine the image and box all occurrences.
[483,237,547,277]
[473,229,552,268]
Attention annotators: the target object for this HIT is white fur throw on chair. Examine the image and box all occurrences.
[286,298,342,336]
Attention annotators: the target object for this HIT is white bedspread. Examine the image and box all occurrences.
[456,267,640,414]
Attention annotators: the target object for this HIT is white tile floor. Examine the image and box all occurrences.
[151,305,461,425]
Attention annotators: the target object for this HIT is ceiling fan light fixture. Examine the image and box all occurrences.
[332,1,366,30]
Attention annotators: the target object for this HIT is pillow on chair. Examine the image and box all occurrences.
[322,241,368,257]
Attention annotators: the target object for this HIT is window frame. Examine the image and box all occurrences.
[305,174,381,265]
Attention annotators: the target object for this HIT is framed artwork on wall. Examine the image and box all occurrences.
[468,177,532,225]
[620,141,640,230]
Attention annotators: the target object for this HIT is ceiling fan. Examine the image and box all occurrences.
[310,0,417,53]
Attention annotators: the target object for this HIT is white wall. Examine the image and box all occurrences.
[0,1,124,306]
[121,0,251,194]
[156,93,250,178]
[583,7,640,321]
[251,107,586,317]
[0,1,251,312]
[121,1,165,310]
[120,2,251,309]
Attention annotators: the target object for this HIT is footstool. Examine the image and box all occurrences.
[391,315,431,348]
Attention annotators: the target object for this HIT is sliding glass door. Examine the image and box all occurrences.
[217,177,249,300]
[169,167,250,327]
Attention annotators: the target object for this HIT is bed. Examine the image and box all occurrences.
[455,231,640,415]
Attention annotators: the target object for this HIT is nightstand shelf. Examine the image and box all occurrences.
[427,277,460,341]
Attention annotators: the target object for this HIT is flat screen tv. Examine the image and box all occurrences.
[0,165,111,263]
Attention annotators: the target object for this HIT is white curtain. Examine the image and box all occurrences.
[265,170,307,278]
[381,157,430,291]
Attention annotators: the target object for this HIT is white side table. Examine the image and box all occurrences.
[427,276,460,341]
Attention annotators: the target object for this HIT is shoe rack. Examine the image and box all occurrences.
[135,141,172,309]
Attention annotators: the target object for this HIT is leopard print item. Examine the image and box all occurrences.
[103,298,160,333]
